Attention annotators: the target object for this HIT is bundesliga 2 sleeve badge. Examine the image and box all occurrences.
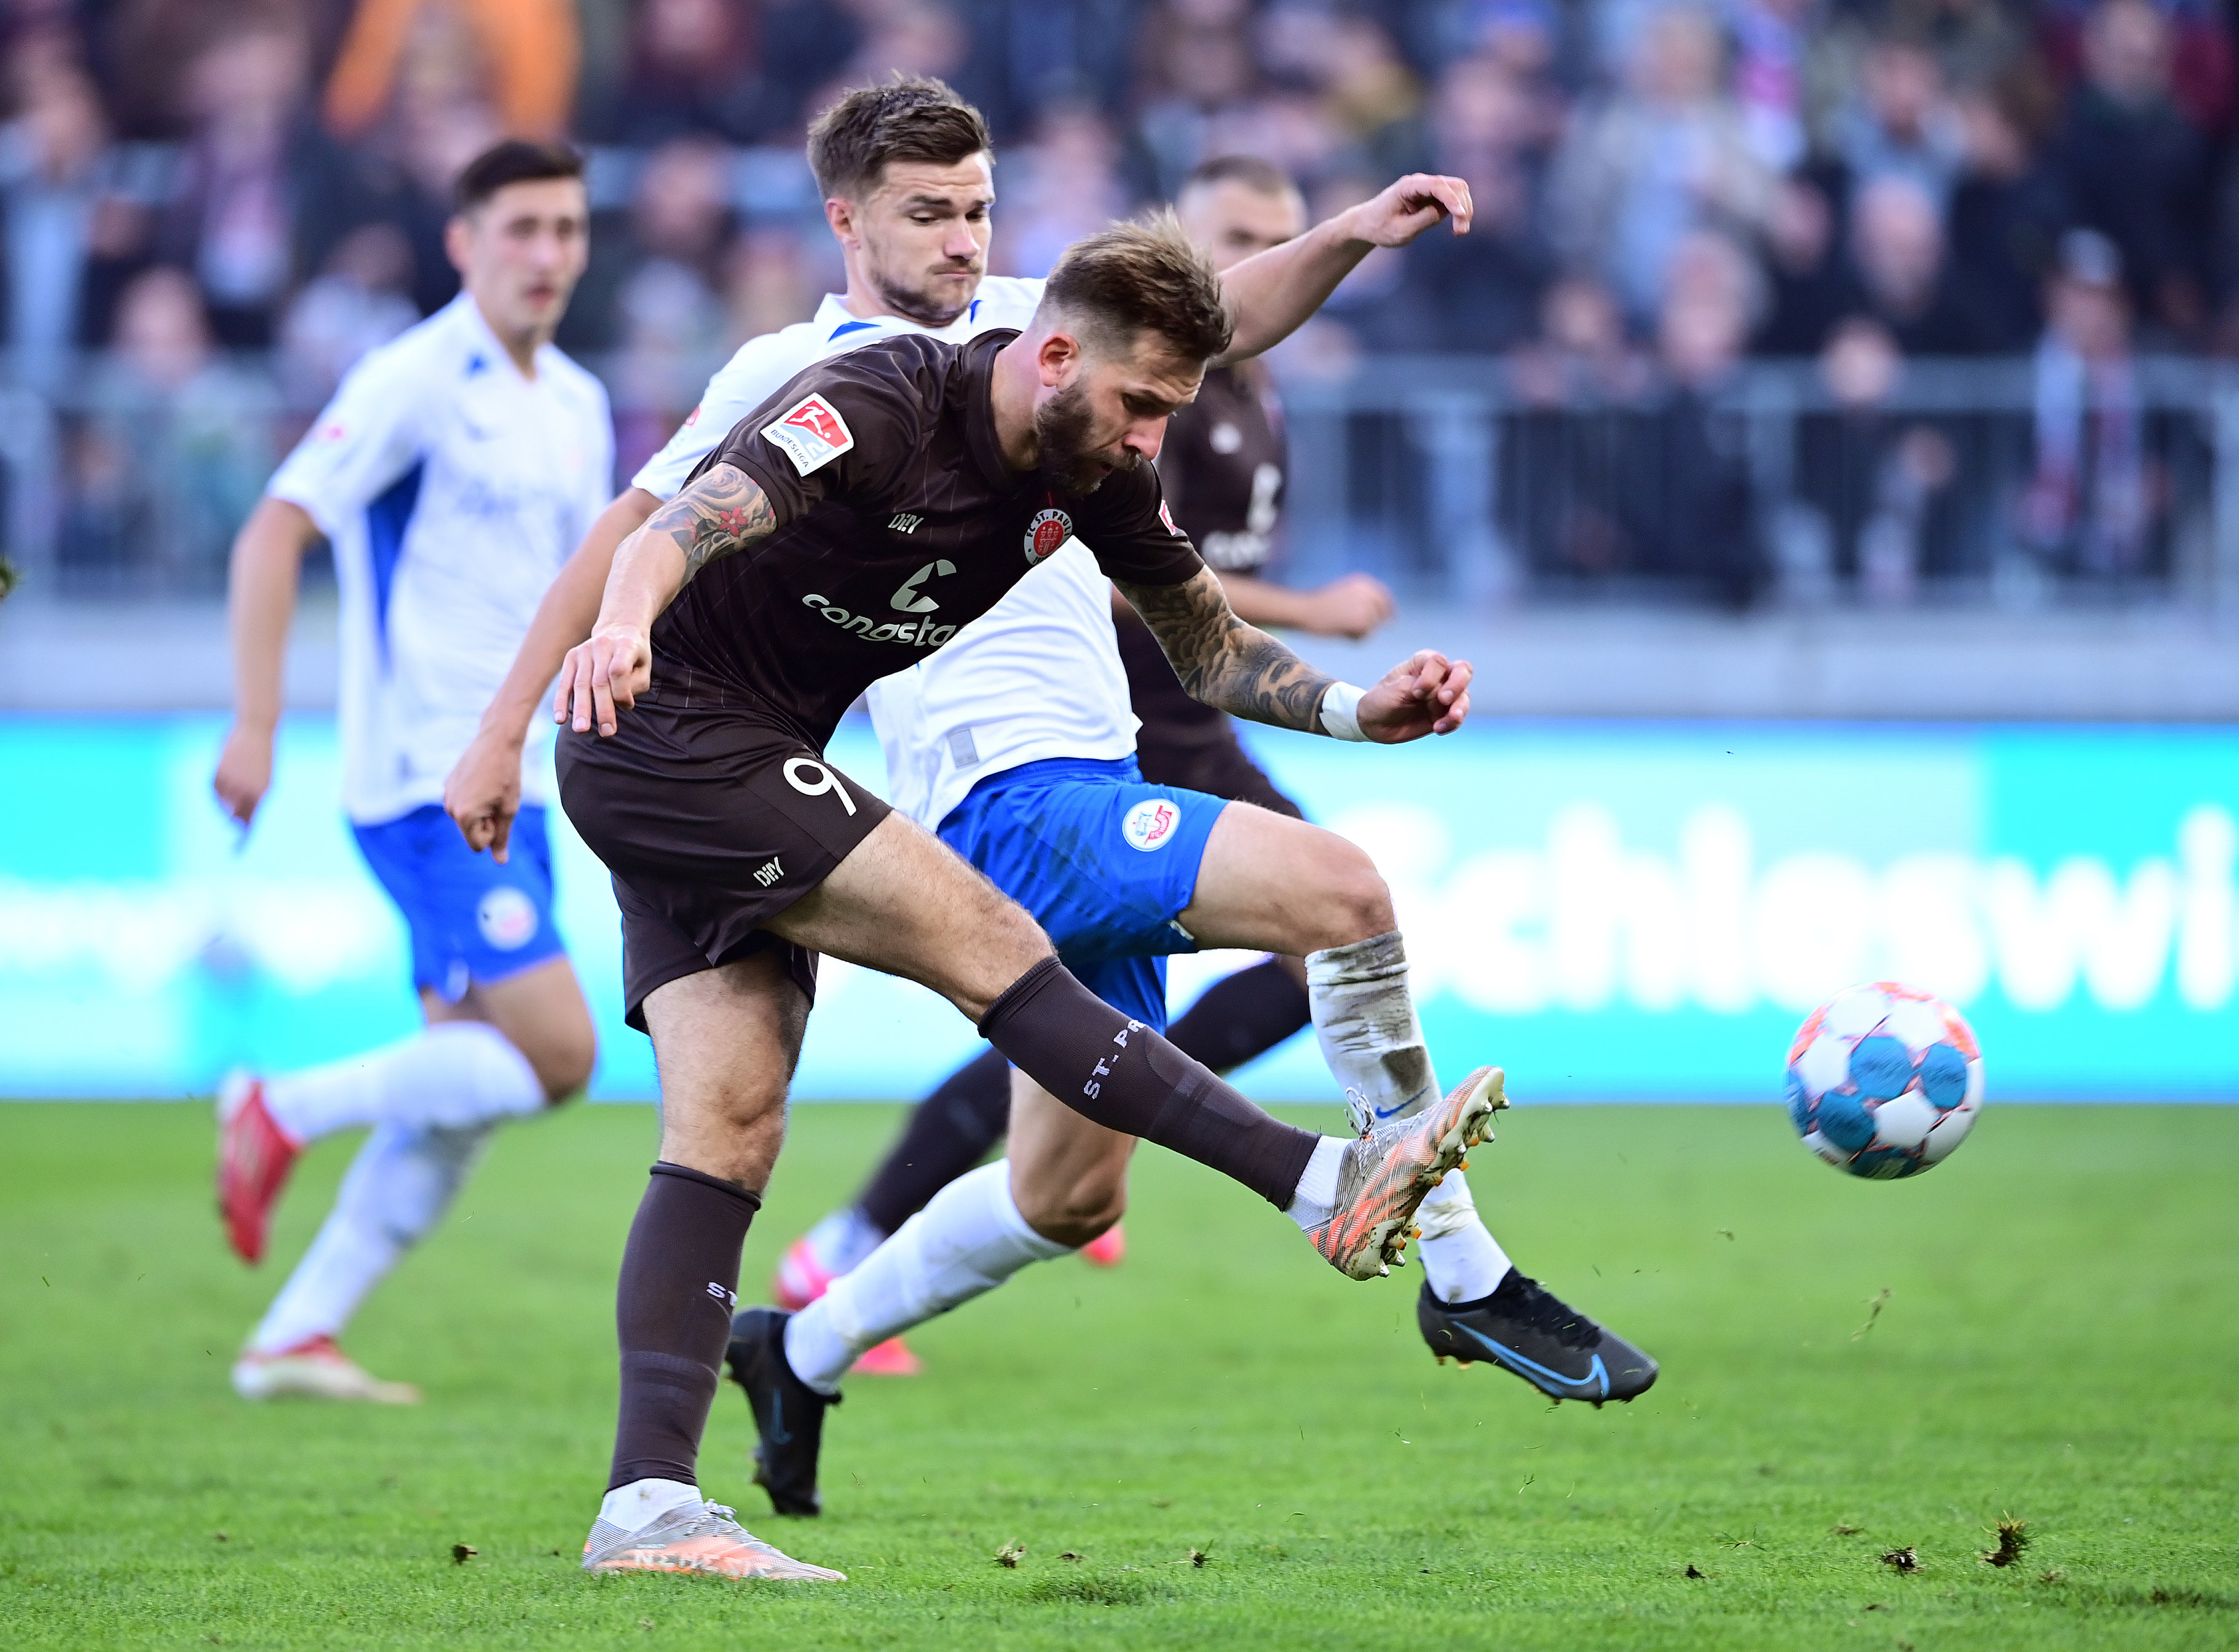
[762,394,856,476]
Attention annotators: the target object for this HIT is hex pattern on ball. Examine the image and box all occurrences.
[1782,981,1984,1179]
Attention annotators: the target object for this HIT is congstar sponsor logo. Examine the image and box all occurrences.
[802,593,960,649]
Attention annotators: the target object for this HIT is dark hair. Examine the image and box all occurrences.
[454,140,585,212]
[1180,155,1297,200]
[806,75,992,200]
[1040,210,1232,363]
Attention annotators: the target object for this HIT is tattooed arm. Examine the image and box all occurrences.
[1119,567,1335,730]
[1116,566,1475,742]
[556,462,778,737]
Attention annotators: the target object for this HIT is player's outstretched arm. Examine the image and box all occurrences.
[447,486,660,860]
[1119,566,1469,743]
[556,462,777,738]
[214,497,323,829]
[1217,174,1474,363]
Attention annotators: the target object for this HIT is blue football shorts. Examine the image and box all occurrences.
[935,756,1230,1032]
[351,803,567,1003]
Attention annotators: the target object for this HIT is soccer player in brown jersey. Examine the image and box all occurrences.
[558,219,1504,1581]
[767,154,1392,1333]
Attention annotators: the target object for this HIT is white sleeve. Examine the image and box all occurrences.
[630,332,810,502]
[579,374,616,539]
[265,350,426,536]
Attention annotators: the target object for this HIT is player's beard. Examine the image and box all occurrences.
[1034,380,1131,495]
[869,261,980,329]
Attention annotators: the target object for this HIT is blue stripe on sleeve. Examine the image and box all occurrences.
[366,460,425,667]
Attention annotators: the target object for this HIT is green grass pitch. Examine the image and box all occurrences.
[2,1099,2234,1650]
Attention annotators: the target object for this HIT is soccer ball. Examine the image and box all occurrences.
[1785,982,1983,1179]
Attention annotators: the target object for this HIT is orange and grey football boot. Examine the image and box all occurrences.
[1307,1066,1504,1280]
[582,1499,845,1581]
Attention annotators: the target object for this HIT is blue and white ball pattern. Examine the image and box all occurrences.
[1785,982,1983,1179]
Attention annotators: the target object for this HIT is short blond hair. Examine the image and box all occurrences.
[1040,210,1233,365]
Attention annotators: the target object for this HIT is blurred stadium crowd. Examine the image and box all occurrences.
[6,0,2238,603]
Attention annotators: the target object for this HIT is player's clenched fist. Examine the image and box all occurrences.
[1357,650,1472,743]
[556,622,653,737]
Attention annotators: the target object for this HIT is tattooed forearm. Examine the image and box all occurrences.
[1120,567,1336,732]
[648,462,779,585]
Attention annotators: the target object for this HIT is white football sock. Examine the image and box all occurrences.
[1306,931,1440,1123]
[1415,1170,1513,1302]
[263,1021,545,1144]
[1305,933,1518,1294]
[805,1205,885,1276]
[598,1477,701,1533]
[1282,1135,1349,1229]
[783,1161,1072,1393]
[247,1121,493,1353]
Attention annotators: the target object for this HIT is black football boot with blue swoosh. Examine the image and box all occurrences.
[1418,1273,1658,1405]
[725,1307,836,1516]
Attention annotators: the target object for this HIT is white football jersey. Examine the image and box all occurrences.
[269,293,612,825]
[631,279,1141,831]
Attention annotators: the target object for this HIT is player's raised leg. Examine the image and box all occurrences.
[772,955,1305,1334]
[768,810,1491,1278]
[583,948,841,1580]
[1191,809,1658,1404]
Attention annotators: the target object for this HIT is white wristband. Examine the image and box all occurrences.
[1318,682,1369,741]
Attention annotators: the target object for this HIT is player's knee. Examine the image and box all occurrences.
[955,899,1058,1021]
[1017,1171,1126,1249]
[1304,832,1395,947]
[534,1036,595,1104]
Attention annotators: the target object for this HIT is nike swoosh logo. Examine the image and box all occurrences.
[1450,1323,1610,1399]
[767,1393,792,1445]
[1372,1101,1410,1120]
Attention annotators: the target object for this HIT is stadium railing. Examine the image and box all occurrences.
[4,352,2238,618]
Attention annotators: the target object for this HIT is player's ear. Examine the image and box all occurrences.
[443,213,473,278]
[1036,329,1083,387]
[824,196,858,243]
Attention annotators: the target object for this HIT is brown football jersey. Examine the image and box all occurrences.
[655,330,1206,749]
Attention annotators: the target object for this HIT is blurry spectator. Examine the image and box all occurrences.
[608,138,738,476]
[2045,0,2210,338]
[598,0,764,144]
[1499,274,1648,584]
[724,224,818,344]
[1830,36,1965,208]
[1402,55,1551,352]
[1943,77,2064,353]
[2039,0,2233,136]
[0,32,109,383]
[1552,3,1773,325]
[995,103,1129,277]
[276,220,418,409]
[1631,230,1764,604]
[835,2,970,108]
[1135,0,1261,196]
[64,267,276,591]
[1726,0,1814,171]
[1751,167,1852,354]
[1846,172,1976,353]
[1795,316,1960,603]
[323,0,579,140]
[2020,227,2159,576]
[1510,274,1649,401]
[1257,7,1424,176]
[156,19,312,348]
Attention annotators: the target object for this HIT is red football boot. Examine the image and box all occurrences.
[772,1233,921,1375]
[216,1072,301,1264]
[1081,1220,1126,1268]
